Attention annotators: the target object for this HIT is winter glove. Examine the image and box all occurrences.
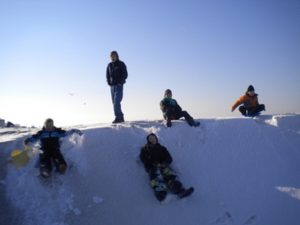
[23,138,29,145]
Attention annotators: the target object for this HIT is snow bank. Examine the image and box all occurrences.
[1,114,300,225]
[264,114,300,134]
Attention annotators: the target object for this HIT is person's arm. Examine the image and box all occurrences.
[160,100,166,112]
[160,146,173,166]
[174,100,182,112]
[121,62,128,82]
[231,95,245,112]
[140,146,153,170]
[24,131,42,145]
[106,64,111,85]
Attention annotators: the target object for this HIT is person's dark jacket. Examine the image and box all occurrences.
[106,60,128,86]
[160,97,182,119]
[24,127,81,153]
[140,142,173,171]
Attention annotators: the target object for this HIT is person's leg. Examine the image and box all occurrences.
[239,106,247,116]
[52,150,67,174]
[39,152,52,178]
[160,166,194,198]
[165,109,176,127]
[160,166,183,194]
[148,166,167,201]
[248,104,265,116]
[112,85,124,122]
[179,111,199,126]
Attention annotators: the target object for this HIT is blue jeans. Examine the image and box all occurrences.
[111,85,124,118]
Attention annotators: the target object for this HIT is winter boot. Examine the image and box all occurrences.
[40,167,51,178]
[112,117,125,124]
[150,178,167,202]
[177,187,194,199]
[167,179,183,194]
[58,163,67,174]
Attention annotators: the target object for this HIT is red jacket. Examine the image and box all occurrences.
[232,94,259,112]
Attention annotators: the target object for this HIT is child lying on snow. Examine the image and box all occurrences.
[24,118,82,178]
[140,133,194,202]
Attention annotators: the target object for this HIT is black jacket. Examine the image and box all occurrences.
[106,60,128,85]
[25,127,67,152]
[140,143,173,170]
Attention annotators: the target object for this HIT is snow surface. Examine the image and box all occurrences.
[1,114,300,225]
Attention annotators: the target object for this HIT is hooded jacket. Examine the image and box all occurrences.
[106,60,128,86]
[140,134,173,170]
[232,93,259,112]
[25,127,81,153]
[160,97,182,119]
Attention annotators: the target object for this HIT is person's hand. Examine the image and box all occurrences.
[23,139,29,146]
[166,121,172,127]
[73,129,83,136]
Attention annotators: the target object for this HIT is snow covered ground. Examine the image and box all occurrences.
[1,114,300,225]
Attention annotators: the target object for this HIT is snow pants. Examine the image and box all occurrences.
[39,148,67,174]
[166,110,196,126]
[239,104,265,116]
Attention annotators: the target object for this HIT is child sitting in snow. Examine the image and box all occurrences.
[24,118,82,178]
[160,89,200,127]
[231,85,266,117]
[140,133,194,202]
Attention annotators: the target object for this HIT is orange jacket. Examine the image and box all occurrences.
[231,94,259,112]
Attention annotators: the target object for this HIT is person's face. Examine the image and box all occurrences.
[111,53,117,62]
[148,135,157,145]
[166,92,172,98]
[45,121,54,131]
[248,91,255,96]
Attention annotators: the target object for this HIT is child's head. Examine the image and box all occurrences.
[110,51,119,62]
[44,118,54,131]
[164,89,172,98]
[247,85,255,96]
[147,133,158,145]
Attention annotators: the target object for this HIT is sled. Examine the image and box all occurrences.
[10,146,32,168]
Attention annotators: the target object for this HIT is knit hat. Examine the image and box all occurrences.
[247,85,255,92]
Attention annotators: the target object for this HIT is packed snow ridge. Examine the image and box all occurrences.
[0,114,300,225]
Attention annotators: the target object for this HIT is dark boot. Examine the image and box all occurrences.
[40,166,51,178]
[112,117,125,124]
[167,179,183,194]
[177,187,194,199]
[150,178,168,202]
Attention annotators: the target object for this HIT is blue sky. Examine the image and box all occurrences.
[1,0,299,127]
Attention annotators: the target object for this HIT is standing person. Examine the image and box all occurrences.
[160,89,200,127]
[24,118,82,178]
[140,133,194,202]
[231,85,266,117]
[106,51,128,123]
